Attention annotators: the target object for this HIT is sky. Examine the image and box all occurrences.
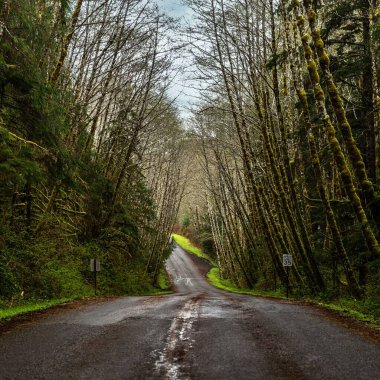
[159,0,192,18]
[158,0,197,120]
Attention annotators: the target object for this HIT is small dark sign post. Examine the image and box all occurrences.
[90,259,101,295]
[282,254,292,298]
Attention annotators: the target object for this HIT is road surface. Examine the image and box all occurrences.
[0,245,379,379]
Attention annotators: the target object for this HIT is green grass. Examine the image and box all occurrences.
[208,268,379,328]
[311,298,379,328]
[0,298,73,321]
[171,233,216,265]
[207,268,285,298]
[0,271,174,322]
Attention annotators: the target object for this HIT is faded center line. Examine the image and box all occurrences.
[153,296,201,379]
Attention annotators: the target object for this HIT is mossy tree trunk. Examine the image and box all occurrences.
[291,0,380,258]
[300,0,380,230]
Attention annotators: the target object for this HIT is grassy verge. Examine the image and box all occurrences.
[311,298,379,327]
[207,267,285,298]
[209,267,380,328]
[0,298,75,322]
[0,272,173,322]
[208,267,379,328]
[171,233,216,266]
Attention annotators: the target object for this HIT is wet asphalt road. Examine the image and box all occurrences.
[0,245,379,380]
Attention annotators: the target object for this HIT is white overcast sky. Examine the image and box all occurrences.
[159,0,191,17]
[158,0,197,120]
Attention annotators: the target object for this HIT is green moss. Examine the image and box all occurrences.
[314,86,325,102]
[330,136,340,147]
[297,15,305,28]
[356,160,366,171]
[301,33,310,43]
[308,60,320,82]
[362,180,373,191]
[318,51,330,66]
[327,82,340,101]
[326,121,335,135]
[308,9,317,24]
[313,34,324,51]
[299,88,307,98]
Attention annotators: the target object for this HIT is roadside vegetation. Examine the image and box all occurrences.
[0,298,72,322]
[0,273,172,323]
[174,233,379,328]
[174,0,380,328]
[0,1,185,314]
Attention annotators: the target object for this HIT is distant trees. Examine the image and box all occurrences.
[184,0,379,298]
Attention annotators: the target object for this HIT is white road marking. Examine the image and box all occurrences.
[174,276,204,285]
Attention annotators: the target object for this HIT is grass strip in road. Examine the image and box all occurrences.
[171,233,216,266]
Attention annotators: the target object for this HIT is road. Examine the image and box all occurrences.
[0,245,379,379]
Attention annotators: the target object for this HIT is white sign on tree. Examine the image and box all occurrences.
[283,254,293,267]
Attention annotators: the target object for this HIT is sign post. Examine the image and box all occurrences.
[90,259,101,295]
[282,254,292,298]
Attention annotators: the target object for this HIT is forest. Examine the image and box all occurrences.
[179,0,380,313]
[1,0,379,318]
[0,0,186,301]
